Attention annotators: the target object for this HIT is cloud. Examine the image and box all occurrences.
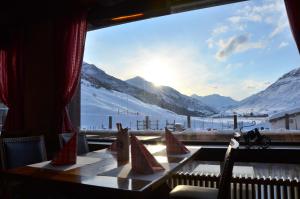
[278,41,289,48]
[228,14,262,24]
[206,38,214,48]
[215,35,265,61]
[226,0,289,38]
[207,0,289,60]
[242,79,271,94]
[120,43,223,96]
[212,25,228,35]
[225,63,243,70]
[269,15,289,38]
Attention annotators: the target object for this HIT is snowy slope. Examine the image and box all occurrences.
[192,94,238,111]
[81,80,265,130]
[81,80,186,129]
[126,76,217,115]
[229,67,300,115]
[82,62,216,116]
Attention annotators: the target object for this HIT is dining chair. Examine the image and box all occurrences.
[59,132,89,155]
[0,135,47,169]
[169,138,239,199]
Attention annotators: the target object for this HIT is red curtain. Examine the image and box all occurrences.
[53,10,87,133]
[0,9,87,137]
[285,0,300,53]
[0,30,25,135]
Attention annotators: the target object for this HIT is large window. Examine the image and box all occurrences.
[81,0,300,140]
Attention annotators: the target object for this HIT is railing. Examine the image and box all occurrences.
[82,129,300,143]
[168,172,300,199]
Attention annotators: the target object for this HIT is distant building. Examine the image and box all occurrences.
[269,108,300,130]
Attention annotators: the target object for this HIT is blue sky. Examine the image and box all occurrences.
[84,0,300,101]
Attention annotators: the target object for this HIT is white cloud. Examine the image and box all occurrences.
[207,0,289,60]
[278,41,289,48]
[269,15,289,38]
[225,63,243,70]
[228,16,241,24]
[227,0,289,38]
[206,38,214,48]
[212,25,229,35]
[243,79,271,91]
[215,35,265,61]
[120,43,221,96]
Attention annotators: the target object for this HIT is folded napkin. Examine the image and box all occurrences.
[131,135,164,174]
[51,132,77,165]
[165,128,190,154]
[116,123,130,163]
[108,140,117,151]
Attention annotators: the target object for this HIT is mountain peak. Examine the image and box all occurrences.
[129,76,146,81]
[278,66,300,80]
[82,62,105,74]
[126,76,157,94]
[231,66,300,114]
[192,93,238,111]
[126,76,152,84]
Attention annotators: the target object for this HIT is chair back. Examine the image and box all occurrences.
[217,138,239,199]
[0,136,47,169]
[59,133,89,155]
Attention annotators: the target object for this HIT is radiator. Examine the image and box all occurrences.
[168,172,300,199]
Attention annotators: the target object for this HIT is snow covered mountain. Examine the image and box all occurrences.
[191,94,238,111]
[126,76,217,116]
[82,62,216,116]
[229,67,300,115]
[81,79,186,129]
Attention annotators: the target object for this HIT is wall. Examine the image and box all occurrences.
[270,114,300,130]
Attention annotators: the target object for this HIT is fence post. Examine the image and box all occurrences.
[187,115,191,128]
[156,120,159,130]
[285,114,290,130]
[145,116,149,130]
[108,116,112,129]
[136,120,139,130]
[173,120,175,131]
[233,114,238,130]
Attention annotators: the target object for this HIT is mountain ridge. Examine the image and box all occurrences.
[82,62,216,116]
[229,66,300,114]
[192,94,238,111]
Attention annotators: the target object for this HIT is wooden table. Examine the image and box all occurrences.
[89,135,161,142]
[1,145,201,199]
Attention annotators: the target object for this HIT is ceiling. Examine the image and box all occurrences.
[0,0,246,31]
[87,0,247,31]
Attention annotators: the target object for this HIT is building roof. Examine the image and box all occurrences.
[269,107,300,122]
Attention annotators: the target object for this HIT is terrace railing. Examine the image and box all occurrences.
[168,172,300,199]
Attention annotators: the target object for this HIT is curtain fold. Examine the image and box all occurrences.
[284,0,300,53]
[53,10,87,133]
[0,29,25,135]
[0,9,87,137]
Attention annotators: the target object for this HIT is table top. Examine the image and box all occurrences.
[2,145,201,194]
[92,135,161,142]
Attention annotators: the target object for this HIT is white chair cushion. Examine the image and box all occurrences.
[170,185,218,199]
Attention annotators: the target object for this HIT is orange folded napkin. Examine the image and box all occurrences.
[108,140,117,151]
[51,132,77,165]
[131,135,164,174]
[165,128,190,154]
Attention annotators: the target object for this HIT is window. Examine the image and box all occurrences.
[81,0,300,142]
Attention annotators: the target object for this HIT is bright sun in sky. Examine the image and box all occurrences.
[84,0,300,100]
[138,57,178,87]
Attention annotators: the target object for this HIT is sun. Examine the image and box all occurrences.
[140,57,178,87]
